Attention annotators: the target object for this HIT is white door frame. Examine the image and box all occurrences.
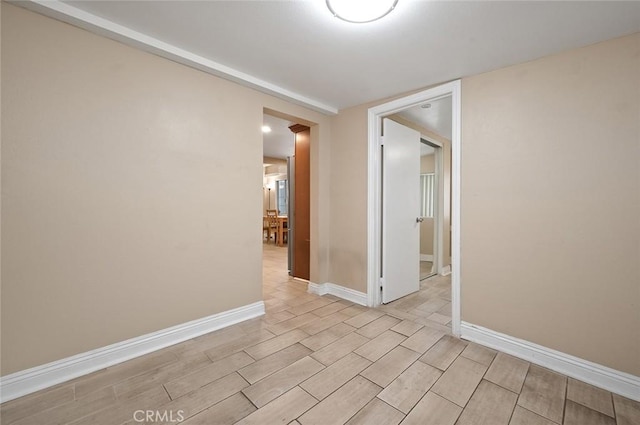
[367,80,461,336]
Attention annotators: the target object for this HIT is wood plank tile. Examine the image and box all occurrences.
[377,360,442,413]
[509,406,557,425]
[164,351,254,399]
[390,320,424,337]
[298,376,382,425]
[299,314,351,338]
[456,380,518,425]
[426,312,451,325]
[300,323,355,351]
[266,312,319,335]
[517,365,566,424]
[181,326,250,357]
[344,310,385,328]
[345,398,404,425]
[400,391,462,425]
[236,387,317,425]
[360,346,421,387]
[300,353,371,400]
[356,315,401,339]
[419,335,466,370]
[340,305,369,317]
[612,394,640,425]
[484,352,530,393]
[286,298,334,316]
[311,332,370,366]
[180,392,256,425]
[153,372,249,425]
[566,378,614,417]
[264,310,296,325]
[74,351,177,397]
[204,329,275,362]
[0,385,75,425]
[238,343,312,384]
[564,399,615,425]
[242,357,324,408]
[311,301,351,317]
[114,352,211,401]
[354,330,406,362]
[459,342,497,367]
[431,356,488,407]
[283,293,320,307]
[12,387,115,425]
[400,326,445,354]
[413,297,449,314]
[244,329,309,360]
[70,385,170,425]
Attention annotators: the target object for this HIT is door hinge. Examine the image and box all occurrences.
[379,136,385,146]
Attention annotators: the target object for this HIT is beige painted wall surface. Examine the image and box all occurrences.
[328,104,369,292]
[461,33,640,375]
[420,154,435,256]
[1,4,331,375]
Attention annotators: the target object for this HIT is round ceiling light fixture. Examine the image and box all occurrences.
[326,0,399,24]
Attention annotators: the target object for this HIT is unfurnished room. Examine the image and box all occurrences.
[1,1,639,424]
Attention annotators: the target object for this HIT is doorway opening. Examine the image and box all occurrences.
[367,81,461,336]
[419,138,442,281]
[262,110,312,285]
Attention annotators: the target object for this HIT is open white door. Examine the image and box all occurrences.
[382,118,421,303]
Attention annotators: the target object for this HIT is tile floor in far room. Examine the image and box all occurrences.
[1,243,638,425]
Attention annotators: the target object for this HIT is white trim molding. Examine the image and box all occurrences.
[461,322,640,402]
[420,254,434,262]
[14,0,338,115]
[0,301,265,403]
[307,282,368,306]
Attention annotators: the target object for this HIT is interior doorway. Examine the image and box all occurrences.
[419,138,442,281]
[367,81,461,336]
[262,110,311,281]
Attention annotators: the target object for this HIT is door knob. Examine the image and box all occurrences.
[416,217,424,223]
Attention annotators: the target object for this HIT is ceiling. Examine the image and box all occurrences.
[263,114,295,160]
[20,1,640,114]
[399,96,452,140]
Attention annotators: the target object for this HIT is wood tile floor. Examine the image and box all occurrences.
[2,243,638,425]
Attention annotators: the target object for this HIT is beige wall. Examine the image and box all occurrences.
[1,3,331,375]
[328,33,639,375]
[461,33,640,375]
[327,102,372,292]
[420,154,435,256]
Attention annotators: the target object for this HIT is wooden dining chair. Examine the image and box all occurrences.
[265,210,279,244]
[263,216,271,242]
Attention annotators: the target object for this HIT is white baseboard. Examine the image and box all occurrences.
[420,254,434,262]
[0,301,265,403]
[441,265,451,276]
[461,322,640,402]
[307,282,368,306]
